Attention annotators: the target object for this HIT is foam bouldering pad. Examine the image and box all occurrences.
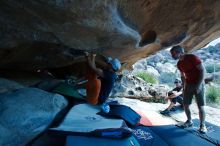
[66,135,140,146]
[132,126,169,146]
[52,83,85,100]
[182,119,220,146]
[98,104,141,126]
[49,104,130,138]
[149,124,215,146]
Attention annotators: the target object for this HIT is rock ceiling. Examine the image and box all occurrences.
[0,0,220,77]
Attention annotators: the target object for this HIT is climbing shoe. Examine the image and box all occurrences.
[179,120,193,128]
[198,124,207,134]
[160,109,170,115]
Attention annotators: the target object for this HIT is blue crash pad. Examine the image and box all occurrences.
[149,124,215,146]
[66,135,140,146]
[132,126,169,146]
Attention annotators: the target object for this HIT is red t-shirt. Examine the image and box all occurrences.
[177,54,202,84]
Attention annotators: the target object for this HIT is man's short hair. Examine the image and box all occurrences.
[170,45,184,53]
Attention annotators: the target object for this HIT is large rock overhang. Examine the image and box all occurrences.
[0,0,220,75]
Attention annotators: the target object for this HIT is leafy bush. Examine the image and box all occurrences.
[206,85,220,103]
[205,63,220,73]
[136,72,158,84]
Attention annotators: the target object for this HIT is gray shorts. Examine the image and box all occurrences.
[183,83,205,106]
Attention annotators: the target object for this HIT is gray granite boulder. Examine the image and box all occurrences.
[0,87,68,146]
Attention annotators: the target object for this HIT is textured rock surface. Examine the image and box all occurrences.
[0,85,68,146]
[111,74,170,102]
[0,0,220,73]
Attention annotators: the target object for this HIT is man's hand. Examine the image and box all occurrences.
[172,91,178,95]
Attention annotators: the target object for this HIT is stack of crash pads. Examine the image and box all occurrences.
[49,103,142,146]
[49,103,219,146]
[49,104,133,137]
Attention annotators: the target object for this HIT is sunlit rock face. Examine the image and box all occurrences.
[0,0,220,74]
